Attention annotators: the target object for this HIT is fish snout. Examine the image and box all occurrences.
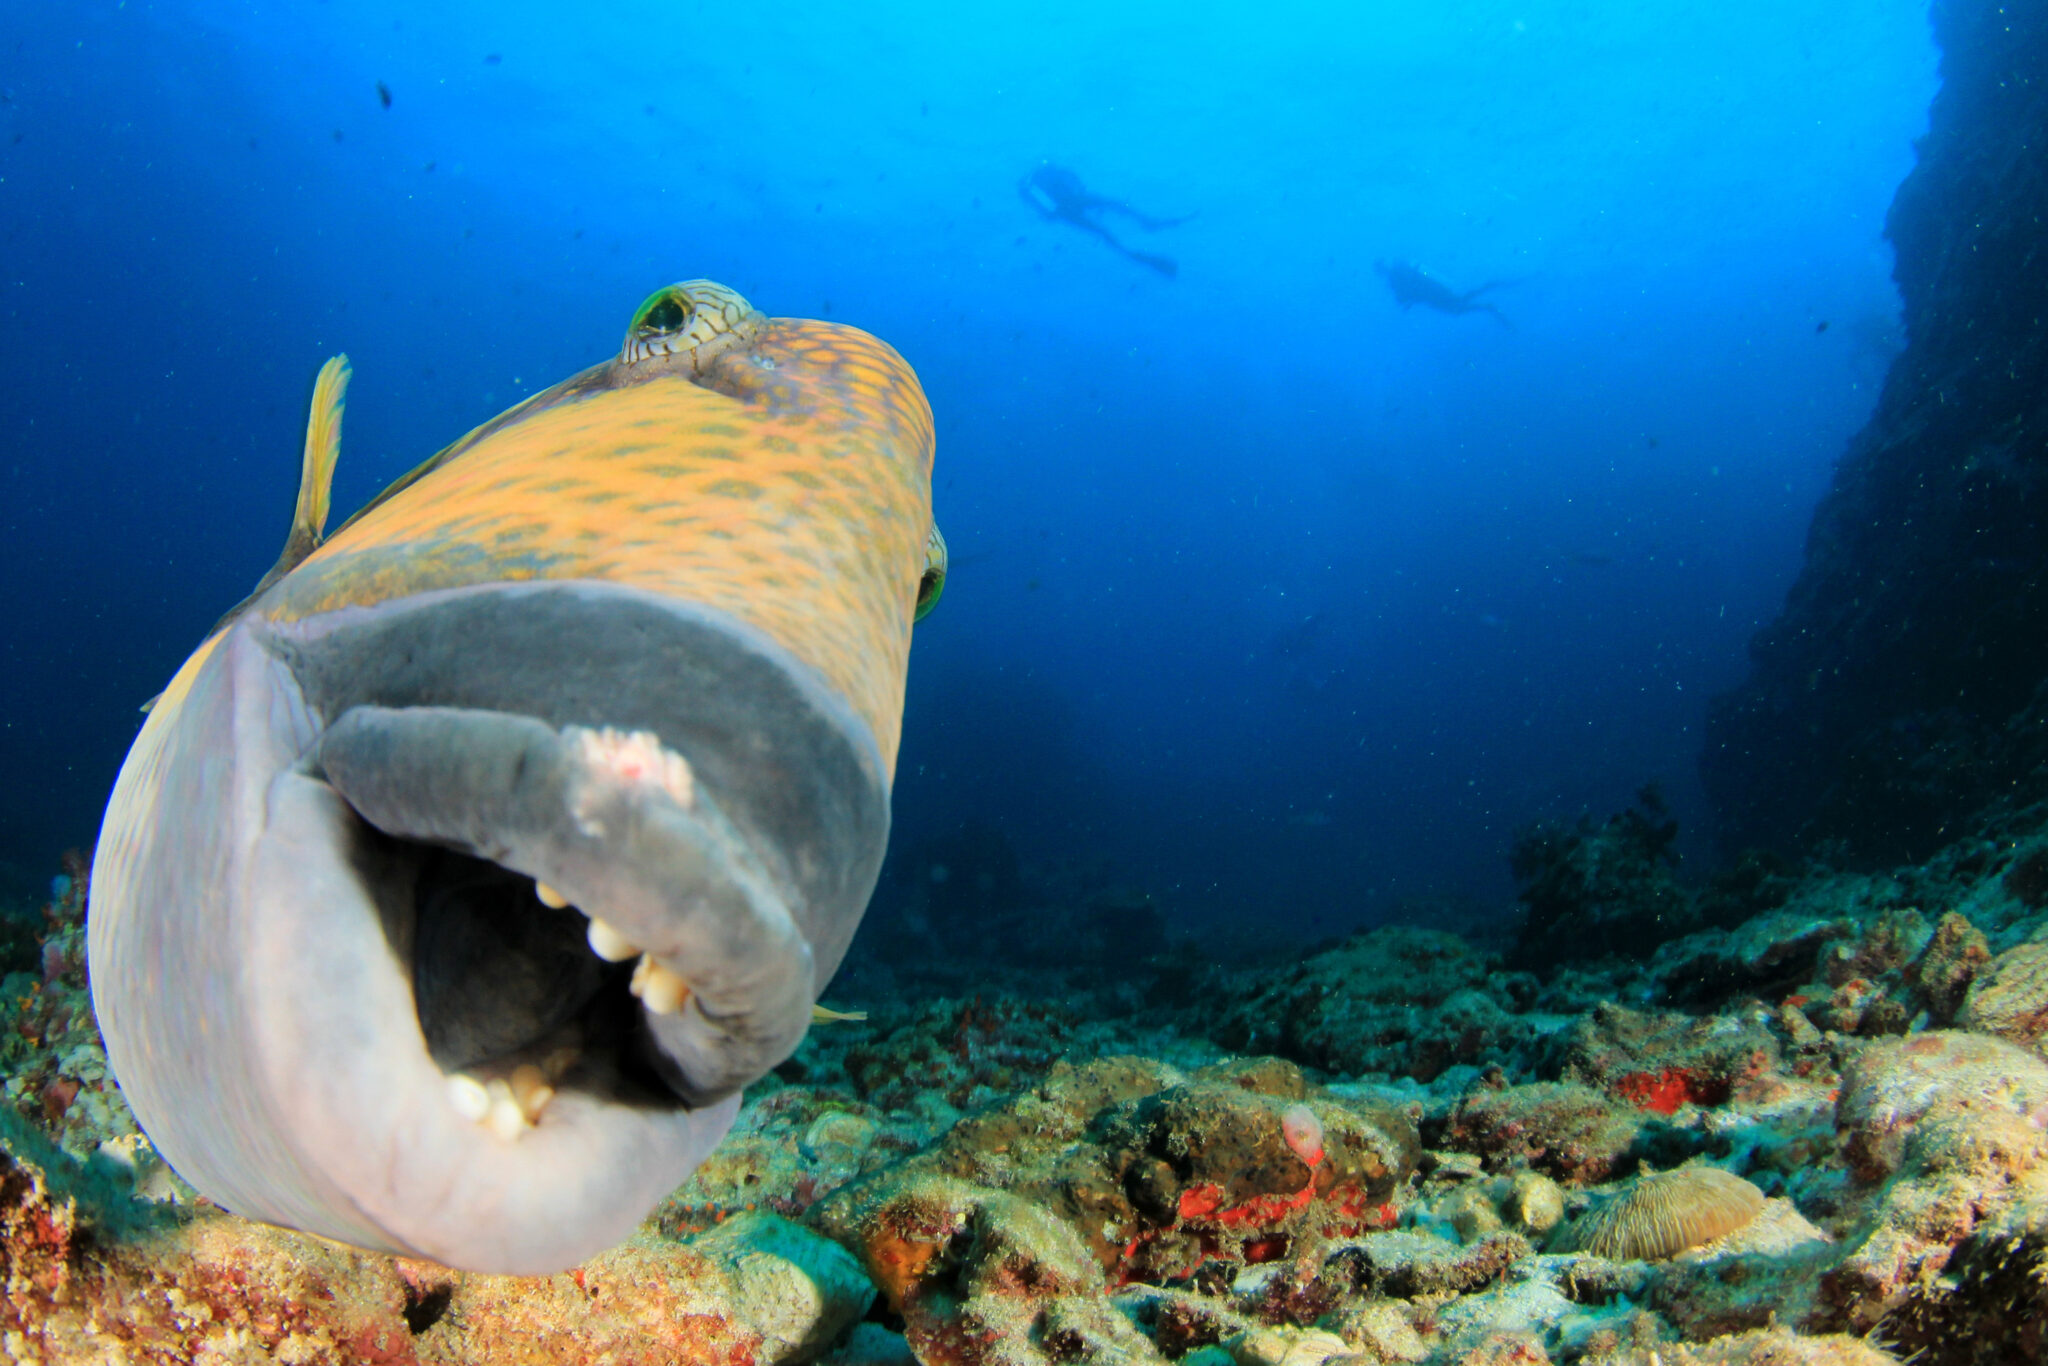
[94,580,889,1272]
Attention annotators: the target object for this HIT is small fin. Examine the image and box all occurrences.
[194,356,353,649]
[811,1004,868,1025]
[277,354,351,574]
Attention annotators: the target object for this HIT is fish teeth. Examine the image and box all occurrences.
[585,916,640,962]
[447,1074,491,1123]
[449,1064,557,1143]
[484,1079,527,1142]
[533,886,642,965]
[630,956,690,1015]
[508,1064,555,1123]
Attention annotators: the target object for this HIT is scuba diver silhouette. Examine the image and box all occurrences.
[1374,260,1514,327]
[1019,163,1194,278]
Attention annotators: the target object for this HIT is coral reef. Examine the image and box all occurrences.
[0,815,2006,1366]
[0,859,134,1162]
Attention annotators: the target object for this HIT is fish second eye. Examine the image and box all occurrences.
[915,566,945,620]
[914,524,948,621]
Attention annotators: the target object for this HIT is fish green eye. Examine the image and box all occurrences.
[621,280,767,369]
[632,293,688,333]
[914,523,947,621]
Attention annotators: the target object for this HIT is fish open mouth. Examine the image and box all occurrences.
[99,579,888,1271]
[316,705,815,1137]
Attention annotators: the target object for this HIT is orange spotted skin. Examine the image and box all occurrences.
[265,318,935,772]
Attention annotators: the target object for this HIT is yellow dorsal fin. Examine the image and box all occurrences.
[811,1003,868,1025]
[167,356,355,688]
[277,354,351,573]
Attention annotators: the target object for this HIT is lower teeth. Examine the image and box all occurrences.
[447,1060,562,1142]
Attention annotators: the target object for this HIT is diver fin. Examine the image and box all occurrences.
[1129,249,1178,279]
[811,1004,868,1024]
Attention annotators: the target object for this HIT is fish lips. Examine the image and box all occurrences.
[91,580,888,1272]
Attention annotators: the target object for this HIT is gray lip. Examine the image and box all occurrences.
[89,580,888,1272]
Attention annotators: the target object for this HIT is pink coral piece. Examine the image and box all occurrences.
[1280,1104,1324,1168]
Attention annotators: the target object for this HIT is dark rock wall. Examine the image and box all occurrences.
[1703,0,2048,861]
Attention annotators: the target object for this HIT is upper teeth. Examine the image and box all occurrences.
[540,882,689,1014]
[453,880,697,1141]
[630,957,689,1015]
[585,917,639,962]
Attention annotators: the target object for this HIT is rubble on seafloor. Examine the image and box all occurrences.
[4,790,2048,1365]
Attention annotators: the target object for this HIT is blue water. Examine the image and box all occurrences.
[0,2,1935,936]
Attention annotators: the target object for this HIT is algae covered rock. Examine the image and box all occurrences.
[1648,1199,1834,1341]
[1224,1325,1354,1366]
[1354,1227,1534,1300]
[811,1171,1160,1366]
[1835,1030,2048,1183]
[1957,940,2048,1053]
[1651,906,1856,1008]
[1910,910,1994,1024]
[1657,1327,1907,1365]
[1820,1030,2048,1343]
[0,1103,888,1366]
[688,1210,876,1364]
[1207,927,1545,1081]
[1870,1183,2048,1366]
[1552,1000,1785,1114]
[1431,1080,1644,1185]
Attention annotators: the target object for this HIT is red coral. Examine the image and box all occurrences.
[1326,1190,1400,1231]
[1175,1181,1316,1228]
[344,1322,421,1366]
[1612,1067,1727,1115]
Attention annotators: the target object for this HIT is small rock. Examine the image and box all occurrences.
[1329,1302,1428,1363]
[1505,1172,1565,1236]
[1227,1326,1355,1366]
[689,1211,875,1364]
